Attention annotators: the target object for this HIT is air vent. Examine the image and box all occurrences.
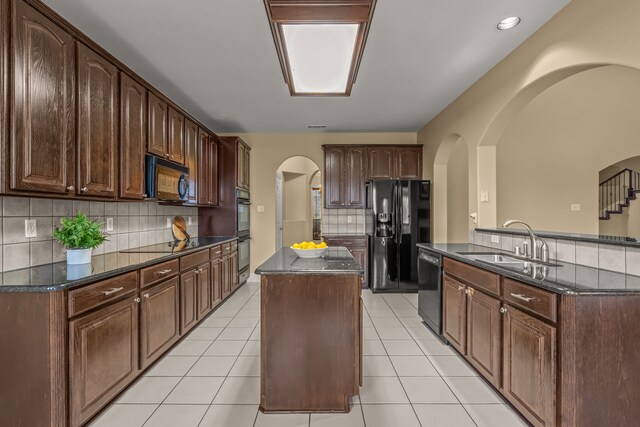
[307,125,327,129]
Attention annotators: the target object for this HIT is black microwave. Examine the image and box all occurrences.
[145,155,189,201]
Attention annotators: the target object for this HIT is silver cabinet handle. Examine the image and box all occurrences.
[157,269,172,275]
[143,193,148,198]
[66,185,75,192]
[80,187,88,193]
[102,287,124,296]
[143,293,150,299]
[134,297,141,303]
[500,307,507,314]
[510,293,534,302]
[457,286,464,291]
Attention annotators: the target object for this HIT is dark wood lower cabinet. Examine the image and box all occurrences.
[221,255,232,299]
[230,252,239,292]
[211,259,223,309]
[442,275,466,353]
[69,297,139,427]
[140,277,180,369]
[196,262,212,320]
[503,304,556,427]
[180,270,198,334]
[466,287,502,388]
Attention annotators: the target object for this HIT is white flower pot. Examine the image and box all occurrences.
[66,248,93,265]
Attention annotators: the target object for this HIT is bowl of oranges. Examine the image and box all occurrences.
[290,241,328,258]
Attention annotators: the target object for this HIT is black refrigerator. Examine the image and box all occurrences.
[365,180,431,292]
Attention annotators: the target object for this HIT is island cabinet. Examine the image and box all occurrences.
[119,74,147,200]
[76,43,118,198]
[11,0,76,195]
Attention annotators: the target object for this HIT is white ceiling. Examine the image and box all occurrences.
[43,0,570,133]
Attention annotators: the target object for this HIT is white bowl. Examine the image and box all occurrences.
[291,247,328,259]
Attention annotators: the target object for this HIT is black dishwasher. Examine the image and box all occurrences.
[417,248,444,338]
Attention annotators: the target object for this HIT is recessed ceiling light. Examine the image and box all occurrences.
[497,16,521,30]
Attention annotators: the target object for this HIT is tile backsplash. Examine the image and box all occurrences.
[471,230,640,275]
[321,209,365,236]
[0,196,198,272]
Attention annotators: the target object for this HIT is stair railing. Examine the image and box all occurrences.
[599,168,640,220]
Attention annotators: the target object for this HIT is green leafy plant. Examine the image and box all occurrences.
[53,212,108,249]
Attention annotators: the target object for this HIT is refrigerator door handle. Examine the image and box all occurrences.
[397,181,403,245]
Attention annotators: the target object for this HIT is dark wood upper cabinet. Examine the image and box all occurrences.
[503,305,556,427]
[120,74,147,199]
[147,92,168,158]
[208,136,219,206]
[140,277,180,369]
[184,119,199,204]
[77,43,118,198]
[197,130,219,206]
[466,287,502,388]
[236,142,250,190]
[243,144,251,190]
[367,146,396,180]
[346,147,367,207]
[167,107,185,164]
[69,297,139,427]
[442,275,467,354]
[11,1,75,194]
[396,146,423,179]
[324,146,346,208]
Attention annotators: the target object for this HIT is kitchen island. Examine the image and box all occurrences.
[255,247,364,413]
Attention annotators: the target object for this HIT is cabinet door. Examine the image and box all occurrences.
[442,276,466,353]
[147,92,167,157]
[324,146,346,207]
[208,136,219,206]
[244,146,251,190]
[347,147,367,207]
[140,277,180,368]
[503,305,556,427]
[167,107,185,164]
[230,251,239,291]
[466,287,502,388]
[211,259,223,308]
[221,255,231,299]
[69,297,139,427]
[197,129,210,205]
[77,44,118,198]
[197,262,212,319]
[395,146,422,179]
[237,143,245,189]
[367,147,395,180]
[184,119,199,204]
[120,74,147,199]
[350,247,368,289]
[180,270,198,334]
[12,1,75,194]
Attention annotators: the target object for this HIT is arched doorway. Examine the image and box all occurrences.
[275,156,322,249]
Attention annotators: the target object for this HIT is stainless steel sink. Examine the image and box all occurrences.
[457,252,559,268]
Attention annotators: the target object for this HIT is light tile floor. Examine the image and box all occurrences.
[89,282,527,427]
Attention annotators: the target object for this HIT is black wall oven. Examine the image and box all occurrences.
[237,189,250,235]
[238,235,250,284]
[237,189,250,284]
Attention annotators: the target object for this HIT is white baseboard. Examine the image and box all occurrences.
[248,272,260,283]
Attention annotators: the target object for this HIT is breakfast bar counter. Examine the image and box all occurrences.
[255,247,363,413]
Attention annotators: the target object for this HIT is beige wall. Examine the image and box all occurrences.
[419,0,640,241]
[225,133,418,270]
[447,139,469,242]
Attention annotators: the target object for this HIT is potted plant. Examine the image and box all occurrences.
[53,212,108,265]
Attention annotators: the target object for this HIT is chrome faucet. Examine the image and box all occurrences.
[502,220,549,263]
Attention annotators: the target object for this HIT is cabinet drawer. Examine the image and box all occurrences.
[503,278,557,323]
[68,272,138,317]
[180,250,209,272]
[230,240,238,252]
[140,259,179,289]
[210,245,223,260]
[324,236,367,249]
[443,258,500,296]
[221,242,231,255]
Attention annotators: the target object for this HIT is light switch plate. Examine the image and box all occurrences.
[257,205,265,213]
[106,217,114,231]
[166,217,172,228]
[25,219,37,238]
[480,190,490,203]
[571,204,581,211]
[188,216,192,226]
[347,216,352,223]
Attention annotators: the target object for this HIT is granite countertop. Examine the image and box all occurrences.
[255,247,364,275]
[0,236,237,293]
[476,227,640,248]
[418,243,640,296]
